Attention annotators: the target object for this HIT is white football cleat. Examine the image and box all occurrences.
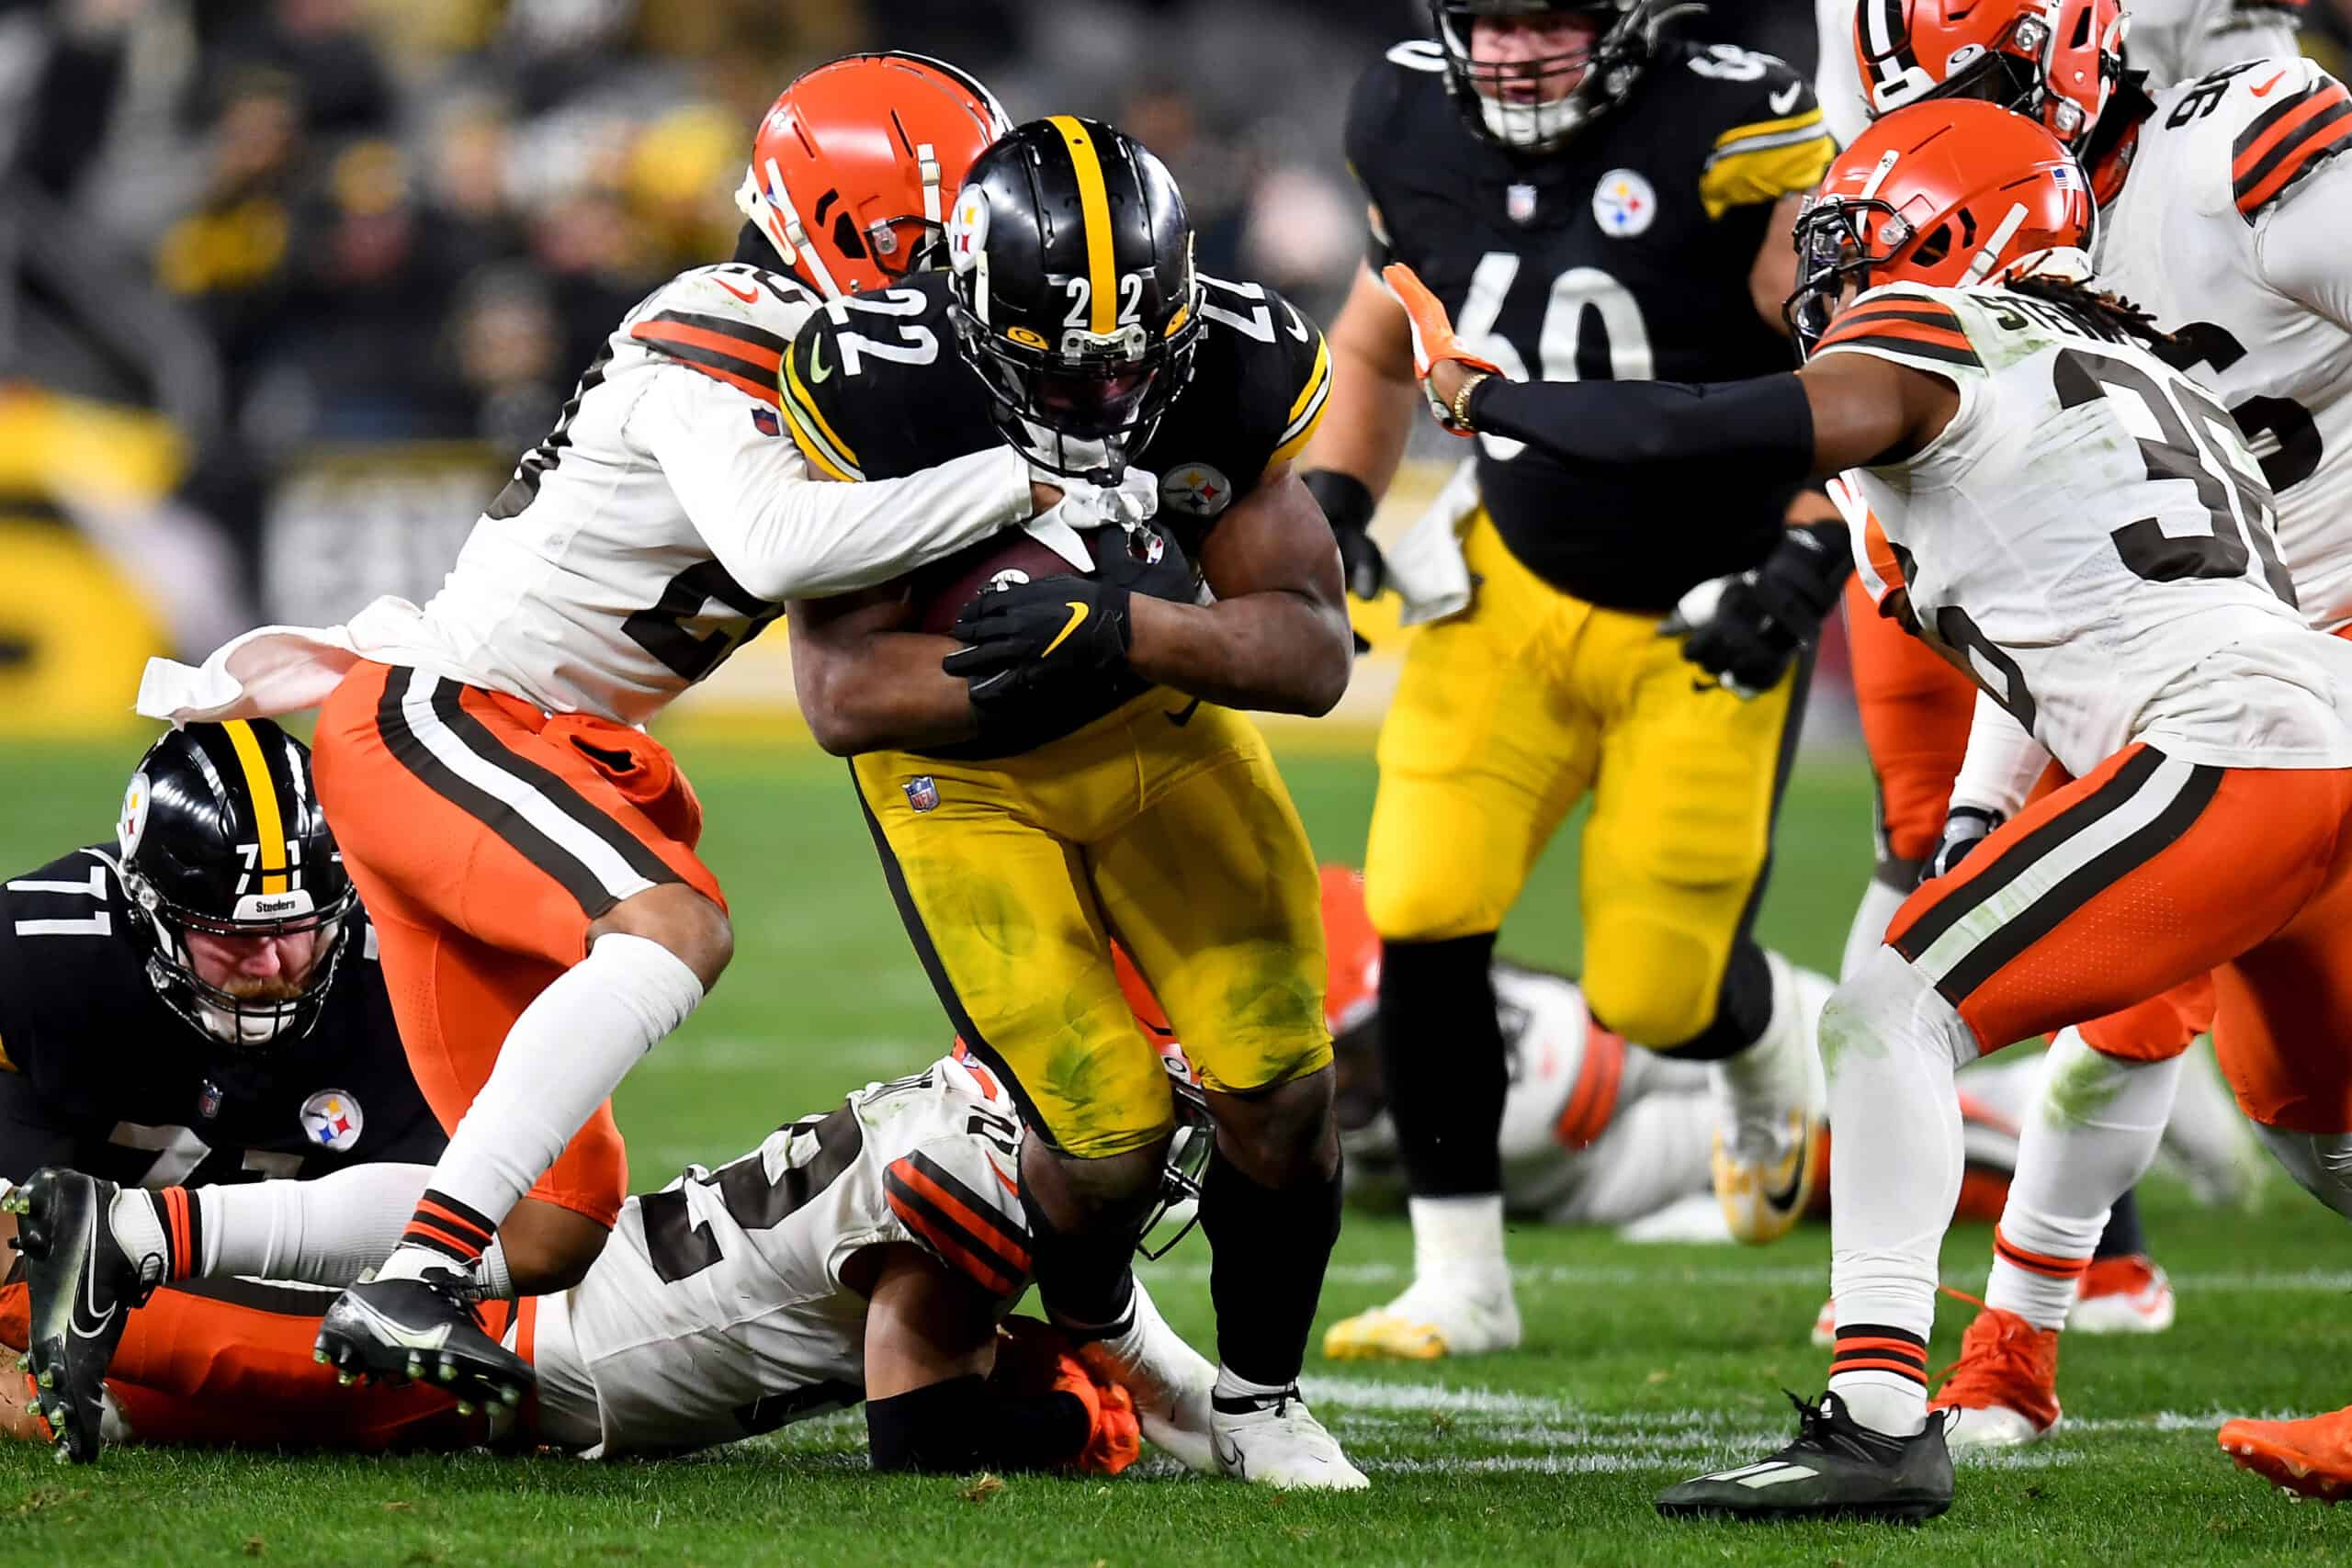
[1712,954,1833,1246]
[1211,1385,1369,1490]
[1321,1275,1521,1361]
[1078,1280,1218,1473]
[2069,1256,2176,1335]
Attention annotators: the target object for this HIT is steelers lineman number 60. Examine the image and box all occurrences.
[1453,253,1654,462]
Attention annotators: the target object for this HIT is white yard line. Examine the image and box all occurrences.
[1141,1258,2352,1292]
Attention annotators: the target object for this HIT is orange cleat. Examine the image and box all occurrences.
[2221,1407,2352,1504]
[1929,1306,2062,1449]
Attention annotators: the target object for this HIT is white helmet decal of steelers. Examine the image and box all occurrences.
[119,771,150,859]
[300,1089,365,1152]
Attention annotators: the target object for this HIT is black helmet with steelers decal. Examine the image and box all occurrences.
[117,720,356,1051]
[944,116,1202,480]
[1430,0,1691,152]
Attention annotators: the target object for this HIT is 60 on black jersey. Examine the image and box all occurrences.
[1347,34,1835,610]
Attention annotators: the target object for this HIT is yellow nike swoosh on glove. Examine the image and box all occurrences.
[1043,601,1090,657]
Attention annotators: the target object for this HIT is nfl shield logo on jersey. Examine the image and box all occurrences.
[1160,463,1234,519]
[903,776,941,813]
[1507,183,1539,225]
[1592,170,1658,238]
[300,1089,364,1152]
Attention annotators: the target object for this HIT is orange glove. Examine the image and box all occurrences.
[1382,262,1505,436]
[990,1317,1140,1475]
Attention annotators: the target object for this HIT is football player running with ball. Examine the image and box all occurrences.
[1392,97,2352,1522]
[778,119,1363,1487]
[1833,0,2352,1455]
[1308,0,1843,1366]
[128,54,1145,1410]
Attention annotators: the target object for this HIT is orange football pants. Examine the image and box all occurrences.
[2,1280,533,1450]
[1887,744,2352,1135]
[313,660,726,1226]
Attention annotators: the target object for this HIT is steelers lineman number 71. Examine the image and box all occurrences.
[1453,253,1655,463]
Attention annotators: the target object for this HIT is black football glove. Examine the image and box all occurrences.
[1303,468,1386,600]
[942,524,1193,712]
[1921,805,2004,884]
[1669,522,1851,696]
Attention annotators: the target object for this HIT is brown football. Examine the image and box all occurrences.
[906,531,1099,637]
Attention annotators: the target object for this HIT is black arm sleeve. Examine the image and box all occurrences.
[1465,372,1818,489]
[865,1374,1091,1473]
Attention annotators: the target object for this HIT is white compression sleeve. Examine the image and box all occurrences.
[630,367,1033,601]
[1949,689,2051,819]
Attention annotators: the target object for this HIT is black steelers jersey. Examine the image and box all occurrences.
[0,847,444,1190]
[777,269,1331,755]
[1348,35,1836,611]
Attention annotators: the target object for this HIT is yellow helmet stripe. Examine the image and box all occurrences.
[222,719,290,895]
[1047,115,1117,335]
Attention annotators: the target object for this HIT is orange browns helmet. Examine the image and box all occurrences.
[736,51,1011,299]
[1319,864,1381,1038]
[1786,99,2095,354]
[1854,0,2126,146]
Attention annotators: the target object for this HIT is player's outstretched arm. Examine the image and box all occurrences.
[1298,261,1425,598]
[858,1245,1129,1474]
[632,367,1057,603]
[1125,467,1355,716]
[785,589,978,756]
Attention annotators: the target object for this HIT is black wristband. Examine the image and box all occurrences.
[1301,468,1377,536]
[865,1375,1091,1472]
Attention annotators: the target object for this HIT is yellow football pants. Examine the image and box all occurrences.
[1364,510,1799,1048]
[854,690,1331,1157]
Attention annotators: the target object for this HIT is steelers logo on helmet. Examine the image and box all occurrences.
[947,185,989,276]
[300,1089,365,1152]
[1592,169,1658,238]
[1159,462,1235,519]
[119,771,150,859]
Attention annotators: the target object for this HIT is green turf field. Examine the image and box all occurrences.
[0,735,2342,1567]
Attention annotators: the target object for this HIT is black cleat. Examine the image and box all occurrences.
[1657,1393,1955,1523]
[314,1269,533,1411]
[5,1168,157,1464]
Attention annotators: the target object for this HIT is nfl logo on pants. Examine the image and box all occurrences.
[903,776,941,813]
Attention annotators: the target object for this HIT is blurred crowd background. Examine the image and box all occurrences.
[1,0,2346,738]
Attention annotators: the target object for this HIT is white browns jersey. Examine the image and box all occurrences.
[368,263,1033,727]
[1823,279,2352,778]
[534,1054,1028,1458]
[2098,56,2352,628]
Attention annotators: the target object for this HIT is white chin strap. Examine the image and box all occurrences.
[1017,415,1114,476]
[1477,90,1591,150]
[197,996,292,1047]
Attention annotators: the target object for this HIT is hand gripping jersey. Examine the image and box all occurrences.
[534,1054,1029,1458]
[775,270,1329,750]
[0,848,442,1189]
[1820,280,2352,778]
[1345,35,1836,610]
[2097,56,2352,629]
[345,263,1035,728]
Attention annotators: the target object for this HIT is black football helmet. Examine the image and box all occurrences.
[116,721,356,1050]
[944,116,1202,481]
[1430,0,1695,152]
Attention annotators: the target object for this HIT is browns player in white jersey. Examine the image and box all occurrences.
[3,1054,1218,1475]
[1386,97,2352,1519]
[1832,0,2352,1456]
[122,54,1152,1413]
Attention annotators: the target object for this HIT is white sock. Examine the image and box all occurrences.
[378,931,703,1284]
[1984,1027,2177,1329]
[1841,874,1912,984]
[194,1163,432,1284]
[1823,947,1976,1437]
[1407,1192,1509,1295]
[1214,1364,1293,1402]
[1716,951,1826,1157]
